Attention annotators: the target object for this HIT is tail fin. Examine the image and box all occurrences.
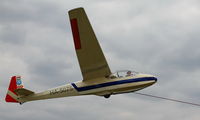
[5,76,34,103]
[5,76,22,103]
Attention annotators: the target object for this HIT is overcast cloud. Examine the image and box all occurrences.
[1,0,200,120]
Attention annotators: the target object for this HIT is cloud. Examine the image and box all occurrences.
[1,0,200,120]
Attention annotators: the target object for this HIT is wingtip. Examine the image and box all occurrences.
[68,7,85,16]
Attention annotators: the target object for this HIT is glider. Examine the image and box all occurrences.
[5,7,157,104]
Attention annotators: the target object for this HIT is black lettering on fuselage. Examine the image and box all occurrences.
[49,86,73,95]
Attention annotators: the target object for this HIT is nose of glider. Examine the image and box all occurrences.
[149,75,157,83]
[147,75,157,86]
[152,76,157,82]
[141,74,157,83]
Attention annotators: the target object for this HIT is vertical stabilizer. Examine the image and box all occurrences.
[5,76,22,103]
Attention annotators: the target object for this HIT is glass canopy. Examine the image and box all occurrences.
[109,70,139,79]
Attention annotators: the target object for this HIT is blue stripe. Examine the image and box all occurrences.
[71,77,157,92]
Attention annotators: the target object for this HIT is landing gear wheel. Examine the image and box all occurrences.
[19,102,23,105]
[104,94,111,98]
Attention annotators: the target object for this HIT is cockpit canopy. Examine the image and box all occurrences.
[109,70,139,79]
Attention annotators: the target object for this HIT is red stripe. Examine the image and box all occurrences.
[70,19,81,49]
[5,94,18,103]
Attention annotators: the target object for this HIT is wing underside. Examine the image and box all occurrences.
[69,8,111,81]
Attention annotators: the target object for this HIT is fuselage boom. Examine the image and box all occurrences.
[19,73,157,103]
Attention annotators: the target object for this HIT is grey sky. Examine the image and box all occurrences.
[1,0,200,120]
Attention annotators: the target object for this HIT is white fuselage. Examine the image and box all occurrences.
[19,74,157,103]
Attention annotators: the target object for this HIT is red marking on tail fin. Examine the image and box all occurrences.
[5,76,18,103]
[5,94,18,103]
[70,19,81,49]
[8,76,17,93]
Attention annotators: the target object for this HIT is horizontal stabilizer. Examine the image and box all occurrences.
[14,88,34,96]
